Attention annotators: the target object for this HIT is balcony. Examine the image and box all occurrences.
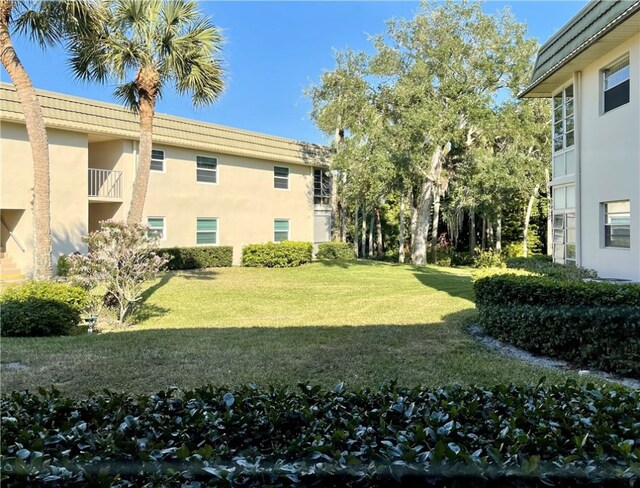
[88,168,123,201]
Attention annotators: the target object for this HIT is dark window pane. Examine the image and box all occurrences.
[197,157,217,170]
[604,79,630,113]
[274,178,288,189]
[150,160,164,171]
[197,169,216,183]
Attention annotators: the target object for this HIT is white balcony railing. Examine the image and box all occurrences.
[88,168,123,199]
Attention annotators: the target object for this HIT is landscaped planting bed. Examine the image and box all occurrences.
[475,274,640,377]
[2,382,638,486]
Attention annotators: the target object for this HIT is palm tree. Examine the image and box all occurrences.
[0,0,97,279]
[70,0,225,224]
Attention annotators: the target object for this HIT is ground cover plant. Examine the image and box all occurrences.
[1,262,601,396]
[2,381,638,486]
[475,274,640,377]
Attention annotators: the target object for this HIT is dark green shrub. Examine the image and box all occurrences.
[242,241,312,267]
[55,254,70,277]
[2,382,638,486]
[475,274,640,376]
[0,281,89,337]
[160,246,233,270]
[450,251,474,266]
[317,241,356,260]
[506,256,596,280]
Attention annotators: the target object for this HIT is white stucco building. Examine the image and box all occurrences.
[521,0,640,281]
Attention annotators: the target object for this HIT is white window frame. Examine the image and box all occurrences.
[196,217,218,246]
[601,200,631,249]
[601,55,630,115]
[196,155,218,185]
[274,218,290,242]
[274,166,290,190]
[147,216,166,241]
[551,184,576,266]
[551,82,575,178]
[150,149,165,173]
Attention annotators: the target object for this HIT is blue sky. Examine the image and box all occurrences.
[1,1,588,144]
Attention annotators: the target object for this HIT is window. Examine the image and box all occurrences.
[314,169,332,205]
[197,156,217,183]
[147,217,165,240]
[553,184,575,210]
[603,57,630,113]
[274,166,289,189]
[552,84,574,155]
[196,218,217,245]
[274,219,289,242]
[603,200,630,248]
[552,184,576,266]
[151,149,165,172]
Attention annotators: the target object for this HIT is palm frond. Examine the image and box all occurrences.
[113,81,140,112]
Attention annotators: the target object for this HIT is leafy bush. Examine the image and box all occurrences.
[470,267,533,282]
[242,241,312,268]
[451,251,474,266]
[67,221,168,324]
[55,254,70,277]
[475,274,640,376]
[0,281,89,337]
[506,256,596,280]
[1,382,638,486]
[317,241,356,260]
[160,246,233,269]
[501,242,524,259]
[472,249,504,268]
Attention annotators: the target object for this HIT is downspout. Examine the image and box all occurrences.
[574,71,582,267]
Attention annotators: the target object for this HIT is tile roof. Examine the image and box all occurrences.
[520,0,640,98]
[0,82,330,167]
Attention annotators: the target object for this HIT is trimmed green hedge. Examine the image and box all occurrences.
[1,382,638,486]
[242,241,312,268]
[0,281,89,337]
[506,256,597,280]
[317,241,356,260]
[475,275,640,377]
[159,246,233,270]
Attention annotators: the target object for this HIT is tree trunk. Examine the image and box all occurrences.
[0,0,52,279]
[481,217,487,250]
[469,208,476,252]
[360,206,366,258]
[488,221,494,249]
[368,213,374,258]
[375,207,383,257]
[430,191,441,264]
[524,183,541,257]
[545,168,552,256]
[330,171,339,240]
[354,205,359,257]
[340,202,347,242]
[409,189,417,254]
[127,70,159,224]
[398,190,406,263]
[495,210,502,253]
[411,180,433,266]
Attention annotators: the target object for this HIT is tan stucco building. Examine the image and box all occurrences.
[0,83,332,277]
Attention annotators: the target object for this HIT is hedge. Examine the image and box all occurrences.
[159,246,233,270]
[242,241,312,267]
[505,256,597,280]
[0,281,89,337]
[475,275,640,377]
[317,241,356,260]
[1,382,638,486]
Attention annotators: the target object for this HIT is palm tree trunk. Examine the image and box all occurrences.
[368,213,374,258]
[354,205,359,257]
[127,80,157,224]
[0,0,52,279]
[375,207,383,257]
[430,190,441,264]
[398,190,406,263]
[524,184,540,257]
[469,208,476,252]
[360,206,366,259]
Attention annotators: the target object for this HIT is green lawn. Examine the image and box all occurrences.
[1,261,604,396]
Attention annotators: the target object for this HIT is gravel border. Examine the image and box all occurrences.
[468,324,640,389]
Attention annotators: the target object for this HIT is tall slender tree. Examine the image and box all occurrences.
[70,0,225,224]
[0,0,97,279]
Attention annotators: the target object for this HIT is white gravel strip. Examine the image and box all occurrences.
[468,324,640,389]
